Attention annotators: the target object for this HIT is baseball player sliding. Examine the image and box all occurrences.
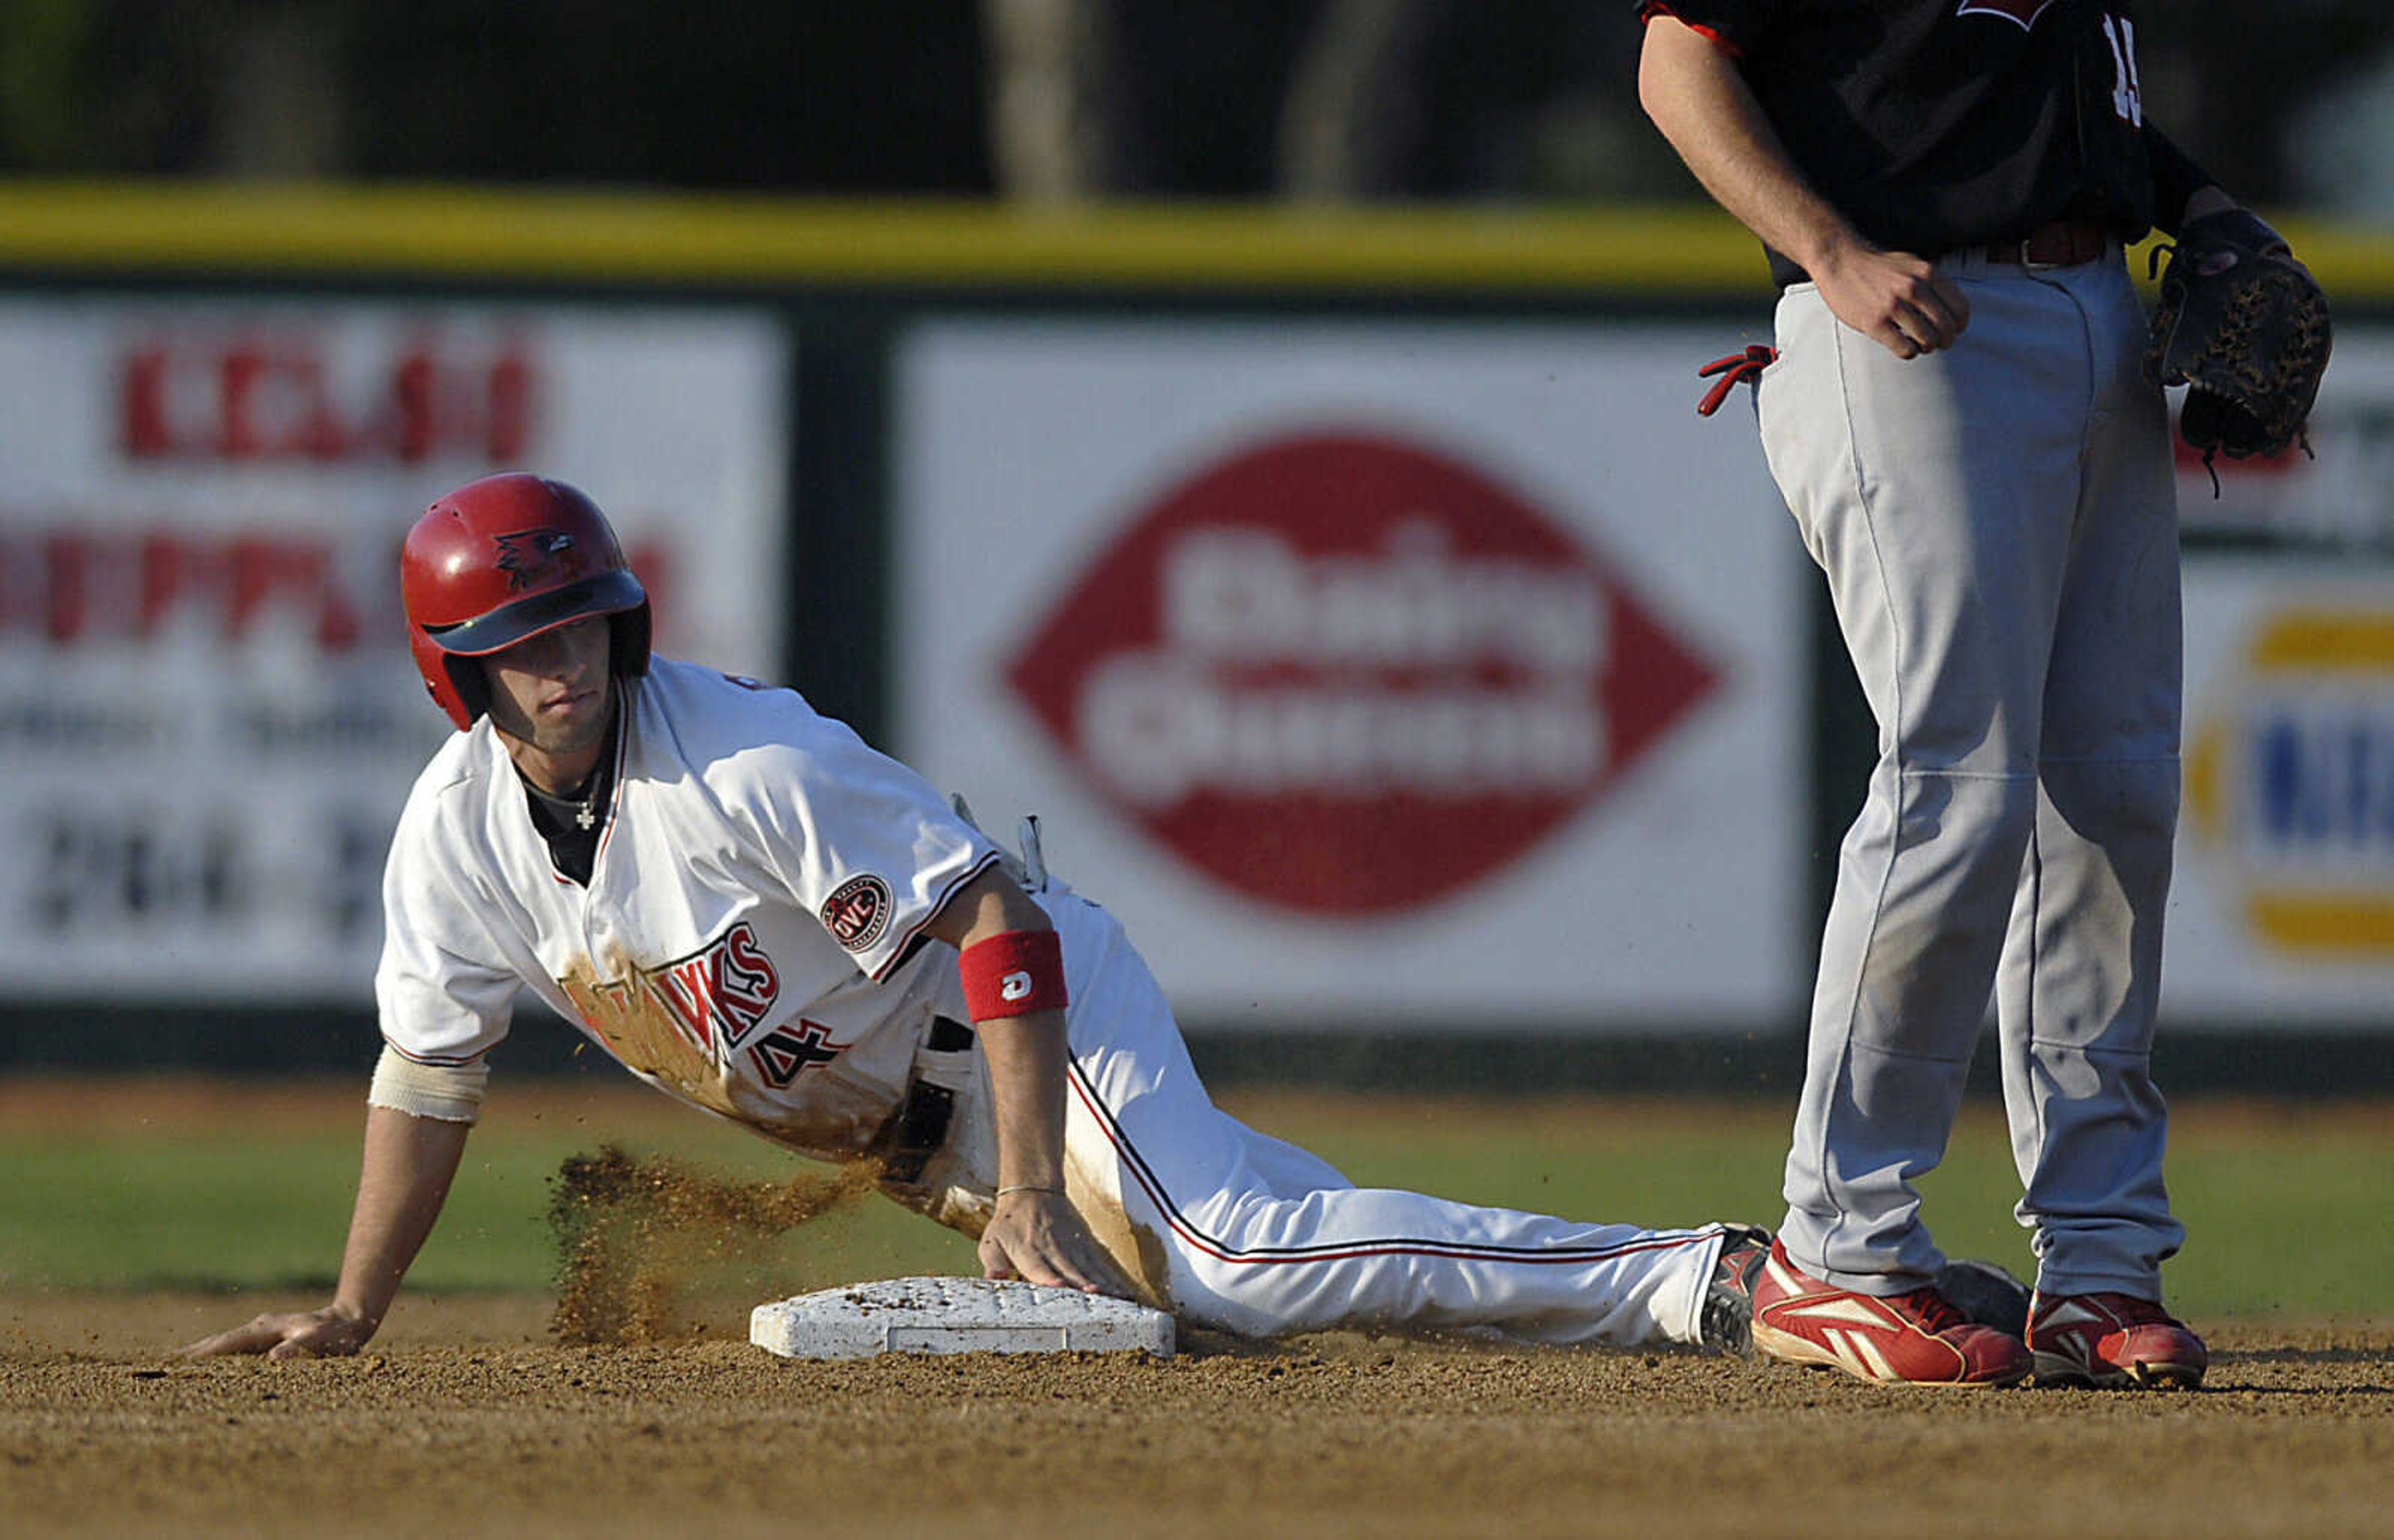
[184,473,1779,1360]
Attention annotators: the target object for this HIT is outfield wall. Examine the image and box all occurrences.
[0,183,2388,1075]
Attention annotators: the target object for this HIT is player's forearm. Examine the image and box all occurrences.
[329,1103,471,1334]
[928,868,1074,1191]
[976,1010,1073,1193]
[1638,17,1862,276]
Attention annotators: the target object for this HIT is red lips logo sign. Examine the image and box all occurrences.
[1006,431,1719,915]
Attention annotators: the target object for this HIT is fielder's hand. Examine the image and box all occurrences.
[1812,239,1972,359]
[978,1188,1137,1299]
[178,1304,376,1360]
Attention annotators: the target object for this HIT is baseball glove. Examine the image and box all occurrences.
[2145,208,2332,474]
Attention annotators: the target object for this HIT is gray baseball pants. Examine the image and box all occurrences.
[1755,246,2188,1301]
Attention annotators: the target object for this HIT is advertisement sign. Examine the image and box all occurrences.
[0,298,788,1002]
[2170,559,2394,1023]
[896,322,1807,1030]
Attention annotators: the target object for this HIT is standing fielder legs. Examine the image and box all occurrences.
[1756,255,2193,1387]
[1991,266,2187,1311]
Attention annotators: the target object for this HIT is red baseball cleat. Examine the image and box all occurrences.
[1750,1240,2031,1387]
[2027,1292,2208,1389]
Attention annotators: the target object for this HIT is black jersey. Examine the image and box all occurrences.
[1642,1,2211,284]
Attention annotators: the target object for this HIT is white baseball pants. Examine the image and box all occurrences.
[956,888,1733,1348]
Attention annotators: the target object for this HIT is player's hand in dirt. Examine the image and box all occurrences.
[1810,238,1971,359]
[178,1304,376,1360]
[978,1188,1137,1299]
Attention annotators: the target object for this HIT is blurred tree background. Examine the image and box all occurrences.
[0,1,2388,211]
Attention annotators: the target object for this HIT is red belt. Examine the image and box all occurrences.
[1982,219,2110,267]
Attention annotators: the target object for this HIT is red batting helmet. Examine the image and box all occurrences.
[400,473,652,729]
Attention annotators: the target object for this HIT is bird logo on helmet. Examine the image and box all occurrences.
[400,473,653,729]
[491,528,583,591]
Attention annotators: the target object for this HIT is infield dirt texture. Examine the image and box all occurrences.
[4,1080,2390,1538]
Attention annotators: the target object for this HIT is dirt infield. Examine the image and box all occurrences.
[5,1077,2392,1537]
[0,1294,2387,1538]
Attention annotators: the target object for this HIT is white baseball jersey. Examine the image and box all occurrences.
[378,654,1733,1348]
[378,657,1002,1157]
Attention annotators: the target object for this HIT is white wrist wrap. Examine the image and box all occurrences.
[367,1044,488,1124]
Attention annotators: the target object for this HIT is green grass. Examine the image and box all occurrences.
[0,1111,976,1297]
[2,1089,2387,1322]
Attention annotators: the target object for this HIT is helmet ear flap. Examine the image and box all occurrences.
[610,607,652,681]
[446,655,493,725]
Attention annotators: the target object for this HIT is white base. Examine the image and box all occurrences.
[749,1276,1175,1360]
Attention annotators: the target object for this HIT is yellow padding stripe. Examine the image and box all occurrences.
[0,181,1781,292]
[4,183,2384,296]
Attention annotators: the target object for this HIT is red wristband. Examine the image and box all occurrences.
[958,929,1069,1021]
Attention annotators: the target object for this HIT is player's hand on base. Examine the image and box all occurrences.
[978,1189,1137,1299]
[177,1304,376,1360]
[1812,241,1971,359]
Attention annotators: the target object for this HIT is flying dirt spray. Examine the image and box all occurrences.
[547,1145,883,1344]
